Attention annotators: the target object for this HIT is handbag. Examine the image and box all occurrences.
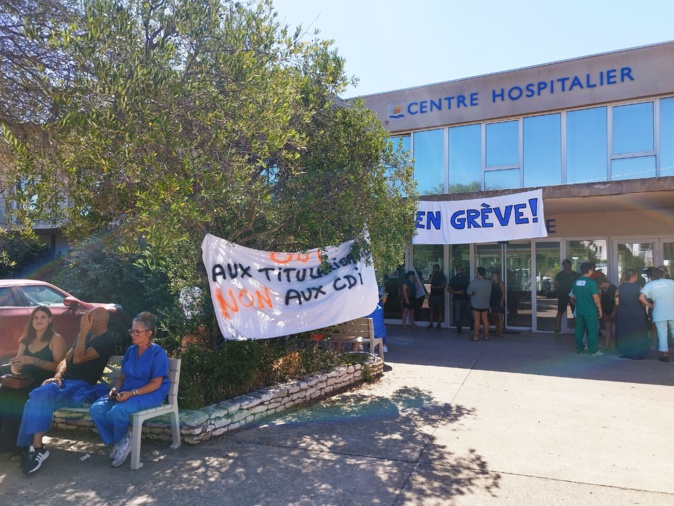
[0,373,35,389]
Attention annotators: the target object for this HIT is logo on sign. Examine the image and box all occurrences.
[387,102,405,119]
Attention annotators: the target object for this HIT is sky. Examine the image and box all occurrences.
[271,0,674,98]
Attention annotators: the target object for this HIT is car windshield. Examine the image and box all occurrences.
[20,286,66,306]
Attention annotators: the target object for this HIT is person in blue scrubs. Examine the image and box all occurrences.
[89,311,169,467]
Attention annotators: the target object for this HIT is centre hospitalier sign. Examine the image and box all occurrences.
[201,234,378,340]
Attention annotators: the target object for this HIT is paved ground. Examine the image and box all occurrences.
[1,326,673,505]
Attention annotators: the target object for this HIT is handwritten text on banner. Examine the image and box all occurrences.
[201,234,378,340]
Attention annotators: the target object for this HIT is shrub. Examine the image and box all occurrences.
[51,238,173,318]
[171,334,346,409]
[0,231,53,278]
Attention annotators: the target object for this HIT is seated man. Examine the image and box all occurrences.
[17,307,117,474]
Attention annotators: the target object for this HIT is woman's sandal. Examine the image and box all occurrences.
[483,337,490,341]
[470,337,478,342]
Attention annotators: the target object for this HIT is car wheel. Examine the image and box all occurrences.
[108,320,131,355]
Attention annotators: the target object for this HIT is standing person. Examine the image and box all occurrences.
[489,271,506,337]
[17,307,117,474]
[426,265,446,330]
[447,265,473,335]
[0,307,66,459]
[401,271,417,329]
[89,312,170,468]
[467,267,492,342]
[554,259,579,336]
[614,270,650,360]
[639,268,674,363]
[596,275,618,350]
[570,262,603,356]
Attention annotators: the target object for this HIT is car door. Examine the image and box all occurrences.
[0,287,31,359]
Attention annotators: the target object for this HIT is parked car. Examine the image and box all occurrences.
[0,279,133,360]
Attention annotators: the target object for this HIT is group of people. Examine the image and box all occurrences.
[400,264,506,341]
[0,306,170,473]
[556,260,674,361]
[399,260,674,363]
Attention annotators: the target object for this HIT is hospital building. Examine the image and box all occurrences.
[359,41,674,333]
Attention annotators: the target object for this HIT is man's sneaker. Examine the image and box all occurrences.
[112,434,132,467]
[383,345,388,353]
[589,351,604,357]
[427,323,434,330]
[554,329,560,336]
[659,355,670,363]
[22,445,49,474]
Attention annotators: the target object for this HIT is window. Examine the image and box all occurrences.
[405,97,673,196]
[449,124,481,193]
[611,102,655,180]
[613,102,653,154]
[612,156,656,181]
[0,287,20,307]
[486,121,518,167]
[412,129,445,195]
[388,135,412,195]
[389,135,411,157]
[20,286,66,306]
[566,107,607,183]
[485,120,520,190]
[523,114,561,188]
[660,98,674,177]
[485,168,520,190]
[566,240,608,273]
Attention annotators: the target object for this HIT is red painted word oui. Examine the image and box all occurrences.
[269,251,322,264]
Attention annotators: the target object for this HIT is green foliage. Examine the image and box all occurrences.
[1,0,404,411]
[172,334,344,409]
[0,230,53,278]
[2,0,417,287]
[51,236,173,318]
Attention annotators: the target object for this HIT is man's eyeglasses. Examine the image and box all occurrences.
[129,329,149,336]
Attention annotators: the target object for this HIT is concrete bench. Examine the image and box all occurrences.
[323,317,384,361]
[56,355,181,470]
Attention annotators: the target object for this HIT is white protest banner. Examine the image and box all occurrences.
[413,189,547,244]
[201,234,379,340]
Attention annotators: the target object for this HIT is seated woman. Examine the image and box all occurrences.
[0,306,66,459]
[89,311,169,468]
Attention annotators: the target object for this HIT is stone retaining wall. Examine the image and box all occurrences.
[53,359,383,444]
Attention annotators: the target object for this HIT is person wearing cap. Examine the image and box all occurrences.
[553,259,579,336]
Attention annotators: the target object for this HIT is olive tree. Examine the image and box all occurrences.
[1,0,417,287]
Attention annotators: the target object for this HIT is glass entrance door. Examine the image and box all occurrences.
[616,241,655,282]
[476,242,532,329]
[506,243,533,328]
[535,242,561,331]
